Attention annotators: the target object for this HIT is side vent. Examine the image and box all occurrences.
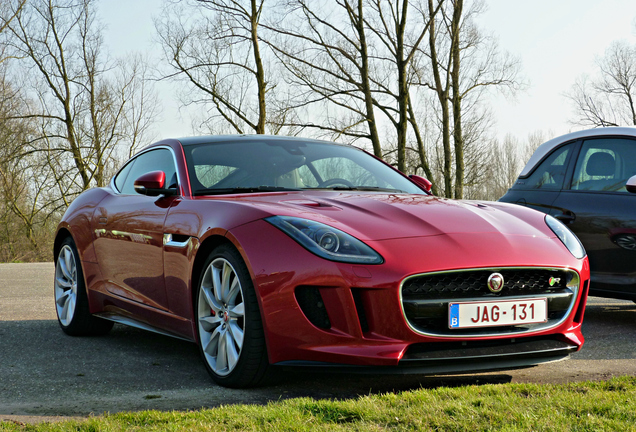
[352,289,370,333]
[295,287,331,329]
[573,280,590,324]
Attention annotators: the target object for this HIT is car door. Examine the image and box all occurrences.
[501,142,576,213]
[93,147,179,311]
[549,137,636,297]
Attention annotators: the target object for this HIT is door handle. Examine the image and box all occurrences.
[163,233,191,248]
[554,211,575,224]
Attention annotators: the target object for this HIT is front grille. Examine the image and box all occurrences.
[402,269,571,300]
[401,267,579,337]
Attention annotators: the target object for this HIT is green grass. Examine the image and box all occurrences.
[3,376,636,431]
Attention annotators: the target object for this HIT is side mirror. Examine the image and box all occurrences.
[627,175,636,194]
[409,175,433,194]
[134,171,177,197]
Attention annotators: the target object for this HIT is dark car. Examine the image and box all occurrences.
[500,127,636,301]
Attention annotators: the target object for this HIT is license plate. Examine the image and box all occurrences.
[448,298,547,329]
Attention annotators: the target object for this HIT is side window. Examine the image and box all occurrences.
[523,143,573,190]
[120,149,177,194]
[113,160,134,192]
[571,138,636,192]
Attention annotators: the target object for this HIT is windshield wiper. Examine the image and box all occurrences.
[194,186,303,196]
[307,186,407,193]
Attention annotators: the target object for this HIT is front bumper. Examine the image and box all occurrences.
[275,335,578,374]
[230,220,590,370]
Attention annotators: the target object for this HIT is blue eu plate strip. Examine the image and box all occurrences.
[449,303,459,328]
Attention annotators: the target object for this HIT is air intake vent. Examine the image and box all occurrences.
[295,287,331,329]
[351,289,370,333]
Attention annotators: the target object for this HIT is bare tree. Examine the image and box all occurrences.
[0,0,158,261]
[0,0,25,64]
[420,0,522,198]
[2,0,158,191]
[463,130,549,201]
[0,70,58,261]
[263,0,383,154]
[568,41,636,127]
[363,0,441,173]
[156,0,270,134]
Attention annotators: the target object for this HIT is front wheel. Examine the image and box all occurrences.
[196,244,268,388]
[54,237,113,336]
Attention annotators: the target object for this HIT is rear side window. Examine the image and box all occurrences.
[119,148,178,194]
[521,143,573,190]
[571,138,636,192]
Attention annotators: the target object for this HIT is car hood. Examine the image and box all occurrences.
[212,191,553,241]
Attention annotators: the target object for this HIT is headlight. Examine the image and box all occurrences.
[265,216,383,264]
[545,215,586,259]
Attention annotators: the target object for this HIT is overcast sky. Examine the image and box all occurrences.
[99,0,636,144]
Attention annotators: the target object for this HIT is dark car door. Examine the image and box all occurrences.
[549,137,636,298]
[93,148,179,311]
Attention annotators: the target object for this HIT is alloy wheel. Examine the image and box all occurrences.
[614,234,636,251]
[198,257,245,376]
[54,245,78,326]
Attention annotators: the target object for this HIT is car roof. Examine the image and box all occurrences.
[520,126,636,177]
[174,134,350,147]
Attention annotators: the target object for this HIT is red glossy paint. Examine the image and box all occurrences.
[54,136,590,382]
[409,174,433,193]
[134,170,166,190]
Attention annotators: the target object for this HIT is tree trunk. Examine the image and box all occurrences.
[356,0,382,157]
[250,0,266,134]
[395,0,409,173]
[428,0,453,197]
[407,98,439,195]
[451,0,463,199]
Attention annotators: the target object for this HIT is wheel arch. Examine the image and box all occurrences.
[190,230,270,355]
[53,226,73,264]
[191,234,235,306]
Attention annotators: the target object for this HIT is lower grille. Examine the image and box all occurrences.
[401,267,580,337]
[401,336,575,362]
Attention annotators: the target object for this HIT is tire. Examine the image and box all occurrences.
[195,244,268,388]
[54,237,113,336]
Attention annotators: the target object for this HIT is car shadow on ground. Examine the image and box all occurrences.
[0,319,514,416]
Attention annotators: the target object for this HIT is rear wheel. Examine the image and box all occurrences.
[195,244,268,388]
[54,237,113,336]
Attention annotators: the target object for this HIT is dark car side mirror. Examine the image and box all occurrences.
[626,175,636,194]
[134,171,177,197]
[409,175,433,194]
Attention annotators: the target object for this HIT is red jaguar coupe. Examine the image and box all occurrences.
[54,135,590,387]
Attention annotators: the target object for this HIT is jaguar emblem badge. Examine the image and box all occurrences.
[487,273,505,293]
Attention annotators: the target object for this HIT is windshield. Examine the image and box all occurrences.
[183,138,425,196]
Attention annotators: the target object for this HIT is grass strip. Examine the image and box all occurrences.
[2,376,636,431]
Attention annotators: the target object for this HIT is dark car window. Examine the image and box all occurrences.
[522,143,573,190]
[120,148,178,195]
[570,138,636,192]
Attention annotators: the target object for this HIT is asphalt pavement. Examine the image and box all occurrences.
[1,262,635,423]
